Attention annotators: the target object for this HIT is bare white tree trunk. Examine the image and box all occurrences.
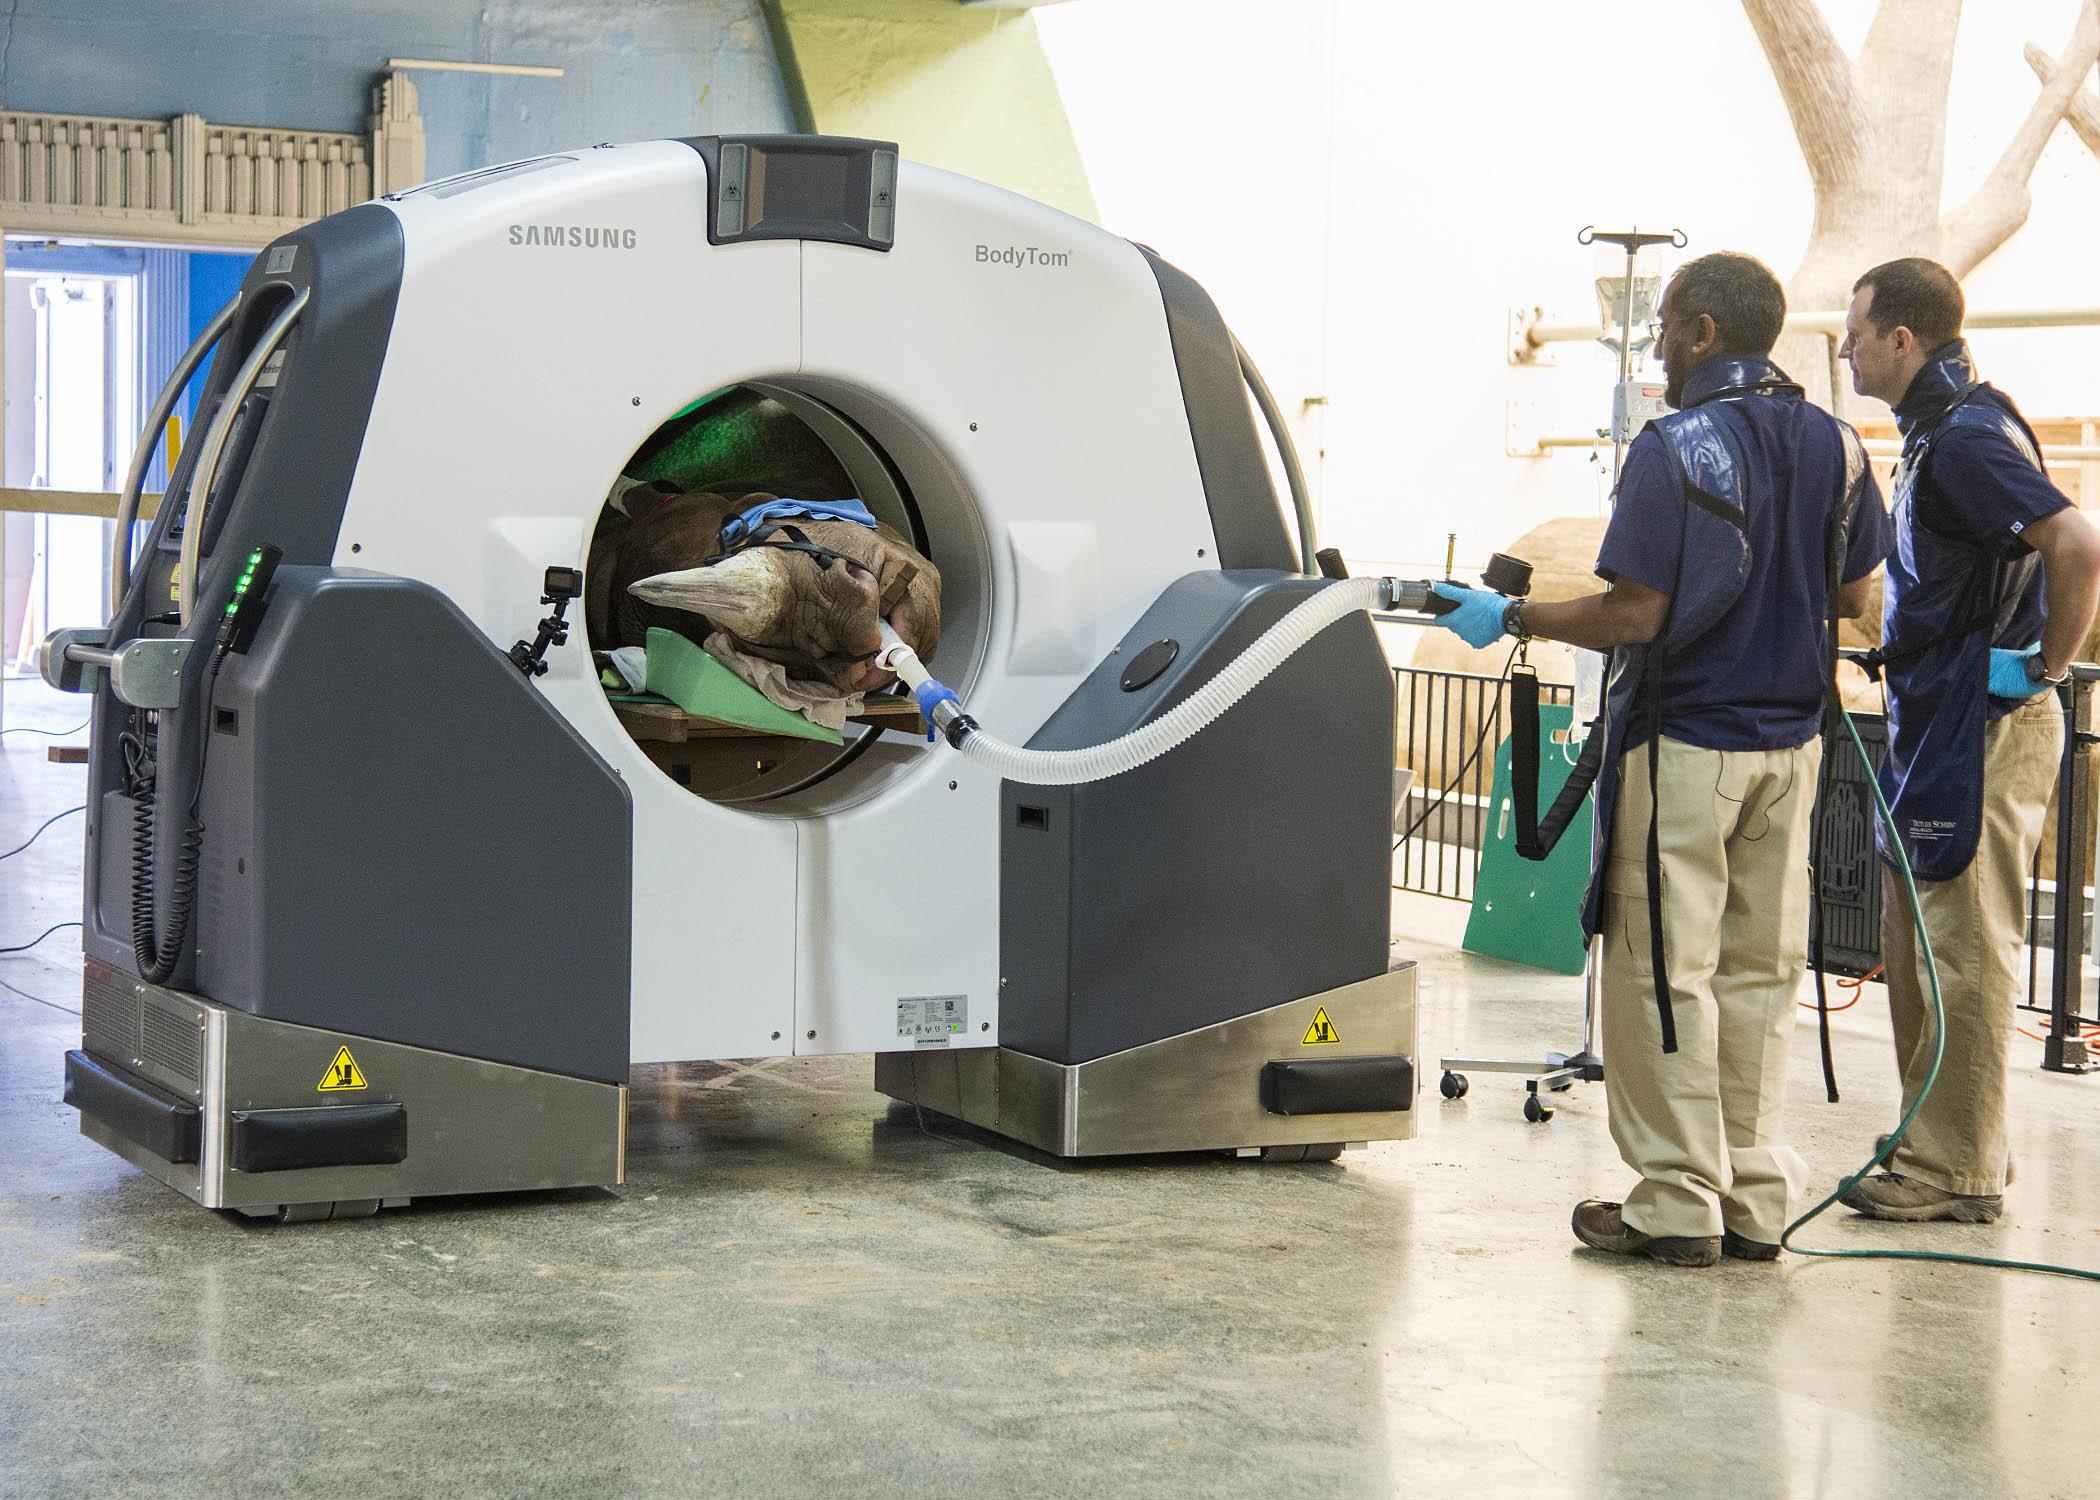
[1941,1,2100,273]
[2026,43,2100,157]
[1741,0,2100,406]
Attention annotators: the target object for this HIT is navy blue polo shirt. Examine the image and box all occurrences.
[1597,397,1893,751]
[1899,413,2070,722]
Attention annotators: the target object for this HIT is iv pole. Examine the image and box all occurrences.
[1435,224,1684,1123]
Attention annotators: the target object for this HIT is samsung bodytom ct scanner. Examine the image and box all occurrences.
[39,135,1424,1221]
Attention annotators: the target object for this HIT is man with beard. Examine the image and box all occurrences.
[1427,252,1891,1266]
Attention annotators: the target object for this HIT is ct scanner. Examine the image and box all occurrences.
[40,135,1417,1220]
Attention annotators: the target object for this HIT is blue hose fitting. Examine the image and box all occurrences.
[914,679,961,742]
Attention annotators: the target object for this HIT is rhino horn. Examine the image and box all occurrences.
[626,549,792,637]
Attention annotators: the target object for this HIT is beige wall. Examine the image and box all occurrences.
[1037,0,2100,578]
[763,0,1096,223]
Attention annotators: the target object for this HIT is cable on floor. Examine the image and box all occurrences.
[0,969,79,1016]
[1,719,90,738]
[1,805,85,863]
[0,920,82,956]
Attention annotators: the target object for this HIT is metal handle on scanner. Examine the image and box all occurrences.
[177,287,310,630]
[109,295,241,614]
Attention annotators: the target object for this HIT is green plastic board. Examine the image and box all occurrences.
[642,627,844,746]
[1462,702,1594,976]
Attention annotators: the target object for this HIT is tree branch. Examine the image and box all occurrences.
[1740,0,1873,198]
[1857,0,1962,178]
[1942,0,2100,274]
[2027,40,2100,158]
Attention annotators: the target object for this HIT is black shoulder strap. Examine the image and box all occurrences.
[1511,667,1543,854]
[1513,671,1608,862]
[1641,654,1677,1055]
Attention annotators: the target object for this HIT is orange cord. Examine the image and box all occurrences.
[2018,1017,2100,1044]
[1800,963,2100,1042]
[1800,962,1882,1013]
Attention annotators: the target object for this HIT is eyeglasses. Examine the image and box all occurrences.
[1647,318,1671,344]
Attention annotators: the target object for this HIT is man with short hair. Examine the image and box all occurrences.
[1839,257,2100,1223]
[1428,251,1890,1266]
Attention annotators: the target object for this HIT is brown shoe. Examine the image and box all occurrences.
[1571,1199,1720,1267]
[1839,1172,2003,1223]
[1875,1133,2014,1187]
[1721,1229,1781,1261]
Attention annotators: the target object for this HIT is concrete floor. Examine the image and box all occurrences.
[7,678,2100,1499]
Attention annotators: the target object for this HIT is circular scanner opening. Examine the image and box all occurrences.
[585,383,962,813]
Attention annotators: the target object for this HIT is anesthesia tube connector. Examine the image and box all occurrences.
[879,576,1437,786]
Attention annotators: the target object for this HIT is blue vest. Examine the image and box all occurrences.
[1577,357,1868,1050]
[1876,343,2045,880]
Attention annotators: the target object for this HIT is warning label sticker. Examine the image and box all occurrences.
[317,1046,368,1092]
[898,995,968,1046]
[1301,1007,1340,1046]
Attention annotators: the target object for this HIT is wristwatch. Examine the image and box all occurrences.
[1502,598,1530,642]
[2026,650,2069,686]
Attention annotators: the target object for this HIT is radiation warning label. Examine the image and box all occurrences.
[317,1046,369,1092]
[1301,1007,1341,1046]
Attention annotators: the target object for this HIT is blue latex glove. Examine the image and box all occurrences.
[1427,582,1511,650]
[1988,643,2051,700]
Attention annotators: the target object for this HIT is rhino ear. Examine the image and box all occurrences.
[627,549,793,637]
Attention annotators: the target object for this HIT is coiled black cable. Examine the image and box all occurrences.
[130,651,225,985]
[130,789,203,984]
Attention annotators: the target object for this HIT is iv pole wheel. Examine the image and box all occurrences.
[1523,1090,1552,1124]
[1439,1071,1469,1100]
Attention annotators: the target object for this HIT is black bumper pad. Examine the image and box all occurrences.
[65,1049,202,1164]
[1261,1055,1414,1116]
[230,1103,408,1173]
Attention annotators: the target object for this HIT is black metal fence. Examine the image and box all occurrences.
[1391,665,1572,903]
[1390,660,2100,1074]
[2029,670,2099,1070]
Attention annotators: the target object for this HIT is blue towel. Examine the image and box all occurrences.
[719,497,877,548]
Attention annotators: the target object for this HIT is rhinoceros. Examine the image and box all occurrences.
[609,489,942,696]
[587,388,940,696]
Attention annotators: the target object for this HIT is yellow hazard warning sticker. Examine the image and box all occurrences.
[1301,1007,1340,1046]
[317,1046,368,1092]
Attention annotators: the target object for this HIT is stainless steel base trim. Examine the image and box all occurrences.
[876,965,1418,1157]
[74,968,624,1214]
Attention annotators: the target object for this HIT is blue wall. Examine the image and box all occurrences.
[1,0,793,182]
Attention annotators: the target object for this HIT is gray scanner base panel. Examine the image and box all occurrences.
[73,961,624,1217]
[877,966,1417,1157]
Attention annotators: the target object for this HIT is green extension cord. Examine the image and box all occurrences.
[1779,705,2100,1282]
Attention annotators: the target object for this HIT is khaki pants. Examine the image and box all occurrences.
[1880,696,2063,1197]
[1601,736,1822,1242]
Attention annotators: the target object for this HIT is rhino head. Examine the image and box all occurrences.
[627,513,941,694]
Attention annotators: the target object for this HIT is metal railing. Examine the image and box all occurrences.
[2028,669,2099,1071]
[1391,657,2100,1074]
[1392,664,1573,903]
[1517,303,2100,356]
[1511,302,2100,427]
